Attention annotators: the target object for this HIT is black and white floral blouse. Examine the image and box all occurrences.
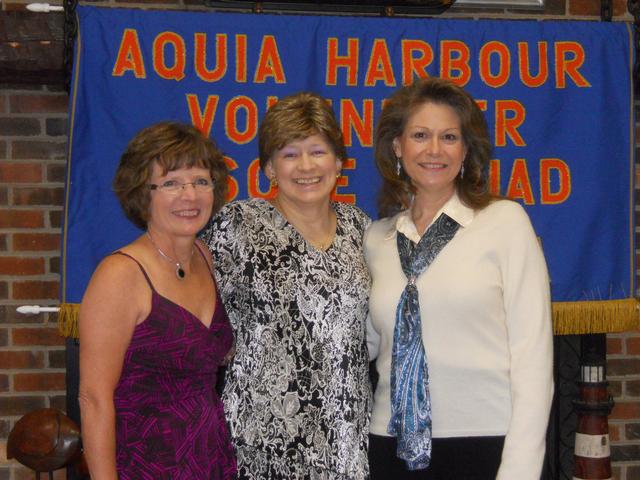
[201,198,372,480]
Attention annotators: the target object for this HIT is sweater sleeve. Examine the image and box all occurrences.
[496,204,554,479]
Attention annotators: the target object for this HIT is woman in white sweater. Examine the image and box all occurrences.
[365,77,553,479]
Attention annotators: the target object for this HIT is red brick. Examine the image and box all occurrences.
[48,394,66,411]
[0,350,44,368]
[0,210,44,228]
[568,0,598,16]
[0,187,7,205]
[0,305,44,324]
[0,375,8,393]
[46,163,66,182]
[49,256,60,274]
[48,349,65,368]
[0,396,46,416]
[609,422,621,442]
[611,401,640,420]
[0,118,40,136]
[608,336,624,355]
[608,358,640,376]
[14,372,65,392]
[12,141,66,160]
[0,256,45,275]
[0,163,42,183]
[0,234,6,251]
[10,94,68,114]
[627,335,640,355]
[0,282,7,300]
[46,118,68,137]
[0,140,6,159]
[49,210,62,228]
[12,280,59,300]
[0,329,7,346]
[12,327,64,346]
[13,233,61,251]
[12,187,64,206]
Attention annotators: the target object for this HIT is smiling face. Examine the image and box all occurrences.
[147,163,214,238]
[265,133,342,208]
[393,101,467,199]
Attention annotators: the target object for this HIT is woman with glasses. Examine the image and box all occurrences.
[78,121,237,479]
[201,92,372,479]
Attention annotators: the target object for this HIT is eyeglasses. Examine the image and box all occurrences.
[148,178,215,194]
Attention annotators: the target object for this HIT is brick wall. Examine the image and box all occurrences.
[0,85,68,480]
[0,0,638,479]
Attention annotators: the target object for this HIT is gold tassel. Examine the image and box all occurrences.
[57,303,80,339]
[553,298,640,335]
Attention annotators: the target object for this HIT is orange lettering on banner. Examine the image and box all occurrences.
[326,38,359,86]
[506,158,535,205]
[224,156,239,202]
[236,34,248,83]
[248,158,276,199]
[225,96,258,144]
[440,40,471,86]
[194,33,227,82]
[113,29,146,78]
[540,158,571,204]
[488,159,501,196]
[254,36,286,84]
[479,41,510,88]
[153,32,186,81]
[555,42,591,88]
[186,94,219,137]
[266,96,279,109]
[364,39,396,87]
[332,158,356,204]
[340,99,374,147]
[495,100,526,147]
[519,41,548,87]
[401,40,433,85]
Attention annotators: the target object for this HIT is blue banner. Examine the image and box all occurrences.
[62,6,636,334]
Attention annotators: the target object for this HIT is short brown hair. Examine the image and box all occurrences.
[375,77,494,218]
[113,121,228,229]
[258,92,347,170]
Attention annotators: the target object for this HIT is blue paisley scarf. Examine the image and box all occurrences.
[388,212,460,470]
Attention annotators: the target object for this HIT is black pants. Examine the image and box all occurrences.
[369,434,505,480]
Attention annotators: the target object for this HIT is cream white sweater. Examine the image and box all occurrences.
[365,193,554,480]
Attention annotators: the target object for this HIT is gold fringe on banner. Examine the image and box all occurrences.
[57,303,80,339]
[57,298,639,338]
[553,298,640,335]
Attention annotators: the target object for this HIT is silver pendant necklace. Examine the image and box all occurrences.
[146,232,194,280]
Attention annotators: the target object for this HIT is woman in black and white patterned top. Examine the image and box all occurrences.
[200,92,372,479]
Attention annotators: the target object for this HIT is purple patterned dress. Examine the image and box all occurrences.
[112,252,237,479]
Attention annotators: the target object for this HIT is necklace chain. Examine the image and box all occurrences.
[146,232,194,280]
[273,198,334,251]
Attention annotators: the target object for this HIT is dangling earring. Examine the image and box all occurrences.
[270,176,278,186]
[396,157,401,176]
[460,162,465,179]
[336,172,341,179]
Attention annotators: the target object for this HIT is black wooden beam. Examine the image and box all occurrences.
[0,11,65,85]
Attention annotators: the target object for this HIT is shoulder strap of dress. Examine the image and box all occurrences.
[111,251,155,291]
[194,242,213,275]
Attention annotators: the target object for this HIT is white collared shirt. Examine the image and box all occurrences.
[364,192,553,480]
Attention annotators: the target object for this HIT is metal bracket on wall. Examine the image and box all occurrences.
[63,0,78,92]
[629,1,640,93]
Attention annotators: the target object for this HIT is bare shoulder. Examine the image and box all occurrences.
[81,252,150,326]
